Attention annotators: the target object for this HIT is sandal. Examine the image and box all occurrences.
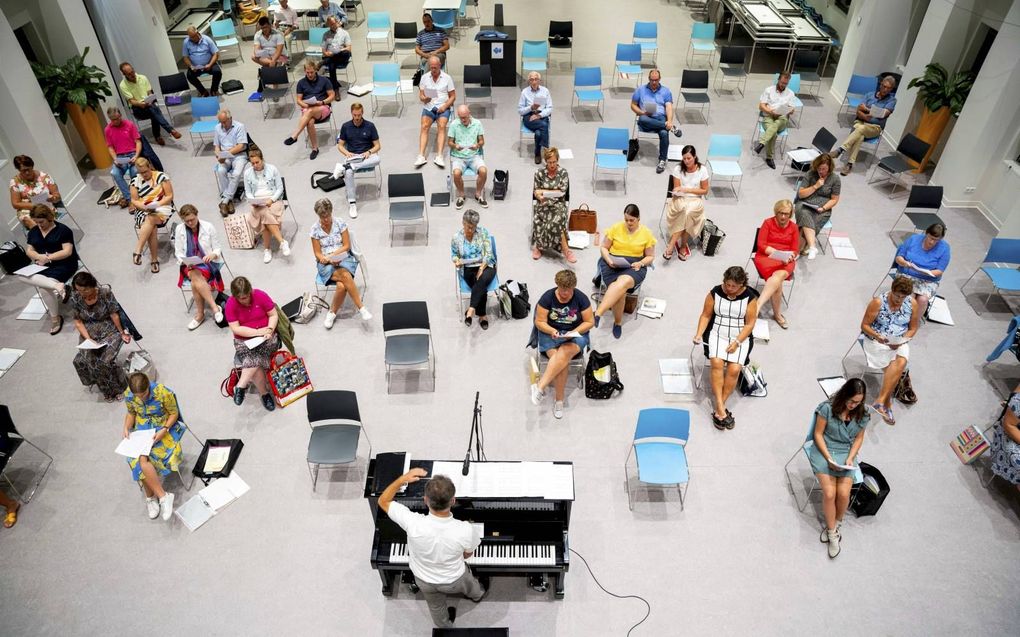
[132,253,142,266]
[49,315,64,336]
[150,261,160,274]
[563,249,577,264]
[663,249,673,261]
[531,246,541,260]
[712,413,727,431]
[679,245,691,261]
[775,316,789,330]
[3,506,18,529]
[872,402,895,425]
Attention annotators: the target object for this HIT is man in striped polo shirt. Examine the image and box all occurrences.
[415,13,450,71]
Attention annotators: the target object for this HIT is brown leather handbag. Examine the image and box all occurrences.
[568,203,598,233]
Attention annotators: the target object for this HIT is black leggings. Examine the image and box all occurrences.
[463,266,496,316]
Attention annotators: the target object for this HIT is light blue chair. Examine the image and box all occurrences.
[963,239,1020,311]
[431,9,456,33]
[784,423,864,512]
[571,67,605,122]
[455,236,501,315]
[519,122,536,158]
[613,43,642,90]
[772,72,803,127]
[591,127,629,193]
[840,74,877,121]
[986,316,1020,363]
[750,112,789,158]
[449,149,485,198]
[625,408,690,511]
[210,19,243,61]
[687,22,717,67]
[632,21,658,64]
[371,63,403,116]
[305,26,329,59]
[187,96,222,153]
[521,40,549,82]
[366,11,393,55]
[706,134,743,199]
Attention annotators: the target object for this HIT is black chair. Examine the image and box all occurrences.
[157,72,191,125]
[548,20,573,67]
[462,64,493,110]
[342,0,363,26]
[679,69,711,123]
[387,173,428,246]
[781,126,837,177]
[888,184,944,240]
[714,46,747,96]
[792,50,822,96]
[867,133,931,197]
[305,390,371,490]
[258,66,293,119]
[382,301,435,393]
[0,405,53,504]
[394,21,419,63]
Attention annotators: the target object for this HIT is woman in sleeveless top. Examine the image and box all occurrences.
[128,157,175,273]
[860,276,918,425]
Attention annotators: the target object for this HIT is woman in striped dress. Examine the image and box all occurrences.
[694,266,758,430]
[128,157,175,273]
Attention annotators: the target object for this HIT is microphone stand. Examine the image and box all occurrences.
[462,392,485,475]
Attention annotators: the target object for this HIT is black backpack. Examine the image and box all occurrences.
[497,280,530,319]
[584,350,624,399]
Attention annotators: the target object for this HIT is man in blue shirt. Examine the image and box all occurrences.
[415,12,449,71]
[181,26,222,97]
[317,0,346,26]
[630,69,682,173]
[284,61,336,160]
[835,75,898,176]
[333,102,381,219]
[213,109,249,216]
[519,72,553,165]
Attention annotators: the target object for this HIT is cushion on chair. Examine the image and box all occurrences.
[307,424,360,464]
[983,267,1020,292]
[635,442,689,484]
[596,154,627,169]
[385,334,430,365]
[388,201,424,221]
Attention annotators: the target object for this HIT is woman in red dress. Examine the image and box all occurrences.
[752,199,798,328]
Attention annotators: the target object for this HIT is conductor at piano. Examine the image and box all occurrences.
[379,468,486,627]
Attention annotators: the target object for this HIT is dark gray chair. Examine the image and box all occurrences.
[387,173,428,246]
[888,184,944,240]
[781,126,837,177]
[258,66,294,119]
[462,64,493,109]
[867,133,931,197]
[383,301,435,393]
[394,21,419,63]
[0,405,53,503]
[714,46,747,96]
[157,72,191,125]
[548,20,573,67]
[679,69,711,123]
[306,390,371,491]
[792,49,822,96]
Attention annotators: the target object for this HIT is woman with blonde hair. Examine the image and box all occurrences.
[122,372,184,521]
[128,156,175,273]
[752,199,799,328]
[311,198,371,328]
[243,147,290,264]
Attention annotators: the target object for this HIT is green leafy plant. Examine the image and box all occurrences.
[906,62,974,114]
[30,46,113,123]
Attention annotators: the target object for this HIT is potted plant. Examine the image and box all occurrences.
[906,62,974,171]
[31,47,114,170]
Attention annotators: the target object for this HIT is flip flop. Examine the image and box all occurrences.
[132,253,142,265]
[3,508,17,529]
[150,261,160,274]
[678,245,690,261]
[776,316,789,329]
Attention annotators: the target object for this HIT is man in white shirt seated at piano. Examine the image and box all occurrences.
[379,468,486,628]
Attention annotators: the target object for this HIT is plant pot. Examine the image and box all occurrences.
[912,105,951,173]
[65,102,112,170]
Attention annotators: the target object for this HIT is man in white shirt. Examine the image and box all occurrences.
[415,55,457,169]
[519,71,553,165]
[379,468,485,628]
[755,71,796,169]
[252,16,287,92]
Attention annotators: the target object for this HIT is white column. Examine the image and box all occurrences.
[829,1,912,103]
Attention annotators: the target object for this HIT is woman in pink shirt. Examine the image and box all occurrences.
[224,276,278,411]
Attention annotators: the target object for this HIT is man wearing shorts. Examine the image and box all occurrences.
[415,55,456,169]
[284,61,335,160]
[448,104,487,209]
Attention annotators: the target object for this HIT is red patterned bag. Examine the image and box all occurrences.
[266,350,313,407]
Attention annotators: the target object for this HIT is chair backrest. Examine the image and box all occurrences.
[191,96,221,119]
[387,173,425,198]
[750,226,761,256]
[595,127,629,152]
[522,40,549,60]
[432,9,456,29]
[615,43,641,63]
[633,21,657,40]
[210,19,237,39]
[984,238,1020,265]
[897,133,930,163]
[905,184,943,211]
[811,127,837,154]
[846,73,877,97]
[309,26,328,45]
[574,66,601,89]
[463,64,492,87]
[634,408,690,443]
[793,49,821,71]
[382,300,430,332]
[158,72,189,94]
[707,134,741,159]
[260,65,289,85]
[0,404,18,438]
[718,46,746,66]
[458,0,468,18]
[681,69,709,91]
[367,11,391,29]
[307,390,361,426]
[394,22,418,40]
[373,63,400,84]
[549,20,573,39]
[691,22,715,41]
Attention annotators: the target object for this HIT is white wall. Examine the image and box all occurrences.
[828,1,911,104]
[84,0,179,92]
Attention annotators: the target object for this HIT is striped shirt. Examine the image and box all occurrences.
[416,27,448,53]
[131,170,171,206]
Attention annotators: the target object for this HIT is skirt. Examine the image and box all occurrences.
[597,255,647,289]
[703,330,753,364]
[127,421,185,481]
[862,337,909,369]
[990,424,1020,485]
[537,331,589,354]
[177,261,225,292]
[315,256,359,286]
[794,202,831,233]
[666,197,705,237]
[753,254,796,279]
[897,272,939,299]
[232,333,279,369]
[134,207,173,229]
[806,438,855,478]
[246,201,285,234]
[531,201,568,252]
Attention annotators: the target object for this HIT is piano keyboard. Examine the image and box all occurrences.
[388,543,557,566]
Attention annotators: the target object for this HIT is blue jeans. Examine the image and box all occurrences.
[522,115,550,157]
[131,104,175,139]
[110,156,138,199]
[637,114,669,161]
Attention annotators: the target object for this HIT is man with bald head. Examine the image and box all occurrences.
[630,68,682,174]
[519,71,553,164]
[181,26,222,96]
[213,110,249,216]
[448,104,487,209]
[415,55,456,169]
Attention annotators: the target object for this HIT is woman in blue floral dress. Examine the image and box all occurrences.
[122,373,184,522]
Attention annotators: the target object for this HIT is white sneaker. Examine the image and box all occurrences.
[348,203,358,219]
[414,154,428,168]
[826,528,841,558]
[145,497,160,520]
[281,241,291,257]
[807,246,818,260]
[820,522,842,543]
[263,249,273,264]
[530,383,545,406]
[323,311,337,329]
[358,306,373,320]
[433,155,445,169]
[553,401,564,419]
[159,493,175,521]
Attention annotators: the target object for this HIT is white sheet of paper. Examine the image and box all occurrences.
[204,445,232,473]
[926,296,954,325]
[659,358,691,375]
[607,254,632,269]
[423,87,438,98]
[304,95,320,105]
[541,189,564,199]
[662,374,694,394]
[181,256,205,266]
[245,336,266,349]
[30,191,54,206]
[667,145,684,161]
[15,264,47,277]
[752,320,770,341]
[175,494,215,531]
[557,148,574,159]
[217,151,233,160]
[831,462,855,471]
[642,101,657,115]
[432,461,572,499]
[817,376,847,398]
[115,429,156,458]
[828,232,858,261]
[77,339,106,350]
[770,250,794,263]
[787,147,820,163]
[567,231,589,249]
[115,156,133,166]
[867,106,889,119]
[0,348,26,371]
[558,330,582,339]
[251,198,272,207]
[17,294,47,321]
[329,251,350,263]
[886,334,911,345]
[144,94,157,104]
[532,96,548,106]
[199,479,237,512]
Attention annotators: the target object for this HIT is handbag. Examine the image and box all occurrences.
[700,219,726,256]
[738,363,767,397]
[850,462,890,517]
[192,438,244,482]
[220,367,243,398]
[893,370,917,404]
[492,169,509,200]
[568,204,598,234]
[123,348,157,380]
[584,350,624,399]
[412,69,423,86]
[266,350,314,407]
[221,79,244,95]
[283,293,329,324]
[311,170,344,192]
[498,280,530,319]
[627,138,639,161]
[949,425,990,464]
[223,214,255,250]
[0,241,32,275]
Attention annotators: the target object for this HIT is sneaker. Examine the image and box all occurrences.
[145,497,160,520]
[263,249,273,264]
[476,196,488,208]
[414,154,428,168]
[261,393,276,411]
[281,241,291,257]
[656,160,666,174]
[754,142,765,155]
[827,528,841,558]
[530,383,545,406]
[348,203,358,219]
[284,137,297,145]
[159,493,175,521]
[433,155,445,168]
[807,246,818,260]
[309,149,319,160]
[323,311,337,329]
[671,125,683,138]
[359,306,373,320]
[553,401,564,419]
[840,162,853,177]
[456,196,465,209]
[233,386,246,406]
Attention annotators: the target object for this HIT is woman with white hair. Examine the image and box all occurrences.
[311,198,371,329]
[451,209,496,330]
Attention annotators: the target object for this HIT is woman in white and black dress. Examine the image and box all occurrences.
[693,266,758,430]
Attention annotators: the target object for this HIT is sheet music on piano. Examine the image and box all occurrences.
[430,461,574,499]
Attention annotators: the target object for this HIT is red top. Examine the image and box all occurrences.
[224,288,275,335]
[753,216,799,279]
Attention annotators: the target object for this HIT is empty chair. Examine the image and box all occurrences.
[210,19,243,61]
[866,133,930,197]
[678,69,711,123]
[342,0,363,26]
[840,74,876,121]
[962,239,1020,311]
[462,65,493,110]
[714,46,747,96]
[431,9,456,34]
[706,134,743,199]
[782,126,837,177]
[571,66,605,122]
[591,127,630,193]
[258,66,293,119]
[366,11,393,55]
[0,404,53,504]
[305,26,329,59]
[382,301,436,393]
[305,390,372,491]
[548,20,573,67]
[793,49,823,96]
[371,63,403,116]
[387,173,428,246]
[613,43,642,90]
[632,21,658,64]
[393,21,418,63]
[521,40,549,83]
[625,408,691,511]
[186,96,221,152]
[157,72,191,126]
[888,184,944,239]
[687,22,717,67]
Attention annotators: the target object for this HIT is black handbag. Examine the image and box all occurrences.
[311,170,344,192]
[584,350,624,399]
[0,241,32,275]
[412,69,423,86]
[498,280,530,319]
[191,438,245,484]
[700,219,726,256]
[850,462,890,517]
[627,138,639,161]
[221,79,244,95]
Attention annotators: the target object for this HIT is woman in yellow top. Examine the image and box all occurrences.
[122,372,184,522]
[593,203,656,338]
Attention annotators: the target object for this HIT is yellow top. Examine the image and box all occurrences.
[605,221,656,257]
[119,74,153,103]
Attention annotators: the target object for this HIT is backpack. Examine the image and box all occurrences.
[584,350,624,399]
[497,280,530,319]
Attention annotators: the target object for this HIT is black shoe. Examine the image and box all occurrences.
[534,154,542,165]
[754,142,764,155]
[261,393,276,411]
[765,158,776,169]
[447,606,457,624]
[479,318,489,330]
[712,413,727,431]
[233,386,245,406]
[464,313,473,326]
[284,137,296,145]
[309,149,319,160]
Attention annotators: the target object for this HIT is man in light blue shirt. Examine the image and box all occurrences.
[181,26,222,96]
[519,72,553,165]
[834,75,898,176]
[630,69,681,173]
[212,110,249,216]
[317,0,346,26]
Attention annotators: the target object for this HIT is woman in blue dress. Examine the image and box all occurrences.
[122,373,185,522]
[991,389,1020,491]
[806,378,869,558]
[860,276,919,425]
[310,198,372,329]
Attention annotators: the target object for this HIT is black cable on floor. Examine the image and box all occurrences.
[568,548,650,636]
